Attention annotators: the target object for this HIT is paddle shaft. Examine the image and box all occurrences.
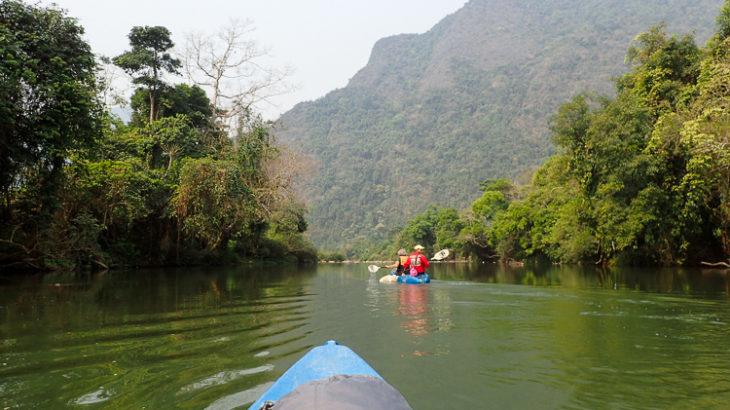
[370,249,448,272]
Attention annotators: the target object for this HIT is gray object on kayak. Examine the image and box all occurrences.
[266,375,412,410]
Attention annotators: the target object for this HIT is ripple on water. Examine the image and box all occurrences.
[205,382,273,410]
[71,387,112,405]
[483,289,578,300]
[1,339,16,348]
[579,311,629,317]
[617,299,657,305]
[639,313,726,325]
[178,365,274,394]
[452,300,521,307]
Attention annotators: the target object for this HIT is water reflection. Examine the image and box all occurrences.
[433,263,730,297]
[0,265,317,409]
[397,285,429,337]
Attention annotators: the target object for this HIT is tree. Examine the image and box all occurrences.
[0,0,101,221]
[717,0,730,40]
[130,84,213,129]
[472,179,514,220]
[679,36,730,261]
[394,207,464,255]
[145,115,203,171]
[113,26,181,123]
[623,25,700,117]
[172,157,261,252]
[183,20,291,131]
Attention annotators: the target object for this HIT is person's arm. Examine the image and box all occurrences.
[384,261,398,269]
[403,257,411,269]
[421,255,430,269]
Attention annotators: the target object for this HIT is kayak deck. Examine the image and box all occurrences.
[249,341,382,410]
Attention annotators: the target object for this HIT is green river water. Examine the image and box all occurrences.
[1,264,729,409]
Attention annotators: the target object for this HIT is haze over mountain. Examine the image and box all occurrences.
[276,0,723,249]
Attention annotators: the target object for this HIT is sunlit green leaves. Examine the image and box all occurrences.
[430,13,730,265]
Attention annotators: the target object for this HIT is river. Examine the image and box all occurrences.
[1,264,729,409]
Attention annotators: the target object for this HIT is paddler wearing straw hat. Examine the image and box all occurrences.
[403,245,430,277]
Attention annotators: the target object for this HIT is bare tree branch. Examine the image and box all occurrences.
[96,55,129,109]
[182,19,293,133]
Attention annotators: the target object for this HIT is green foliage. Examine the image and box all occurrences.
[623,25,701,116]
[398,207,464,255]
[472,179,513,220]
[318,251,346,262]
[173,157,258,251]
[235,120,277,181]
[486,21,729,265]
[113,26,181,123]
[0,4,315,271]
[0,0,101,220]
[130,84,213,128]
[113,26,180,86]
[718,0,730,39]
[264,204,317,263]
[65,158,163,228]
[145,115,204,170]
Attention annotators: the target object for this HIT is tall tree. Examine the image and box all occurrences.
[717,0,730,40]
[0,0,101,221]
[113,26,181,123]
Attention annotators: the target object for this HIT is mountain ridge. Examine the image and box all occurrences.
[277,0,724,248]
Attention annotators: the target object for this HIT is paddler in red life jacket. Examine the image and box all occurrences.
[403,245,429,277]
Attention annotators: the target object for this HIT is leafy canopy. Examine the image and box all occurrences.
[0,0,101,217]
[113,26,180,88]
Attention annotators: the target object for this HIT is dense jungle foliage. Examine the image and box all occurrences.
[0,1,315,272]
[367,9,730,267]
[278,0,723,250]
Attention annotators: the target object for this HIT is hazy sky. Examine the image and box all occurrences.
[45,0,467,119]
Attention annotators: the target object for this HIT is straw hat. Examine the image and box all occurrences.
[414,245,425,251]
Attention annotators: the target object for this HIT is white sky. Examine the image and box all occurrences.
[45,0,467,119]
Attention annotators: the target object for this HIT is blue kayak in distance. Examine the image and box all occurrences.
[397,274,431,285]
[249,340,411,410]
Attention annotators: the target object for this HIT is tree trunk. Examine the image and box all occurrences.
[149,88,156,123]
[151,52,159,123]
[1,190,10,224]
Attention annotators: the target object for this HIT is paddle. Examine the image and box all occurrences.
[368,249,450,273]
[367,264,385,273]
[431,249,450,261]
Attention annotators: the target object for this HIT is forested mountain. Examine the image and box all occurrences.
[277,0,723,249]
[387,4,730,267]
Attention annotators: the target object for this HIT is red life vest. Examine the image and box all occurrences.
[405,253,429,275]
